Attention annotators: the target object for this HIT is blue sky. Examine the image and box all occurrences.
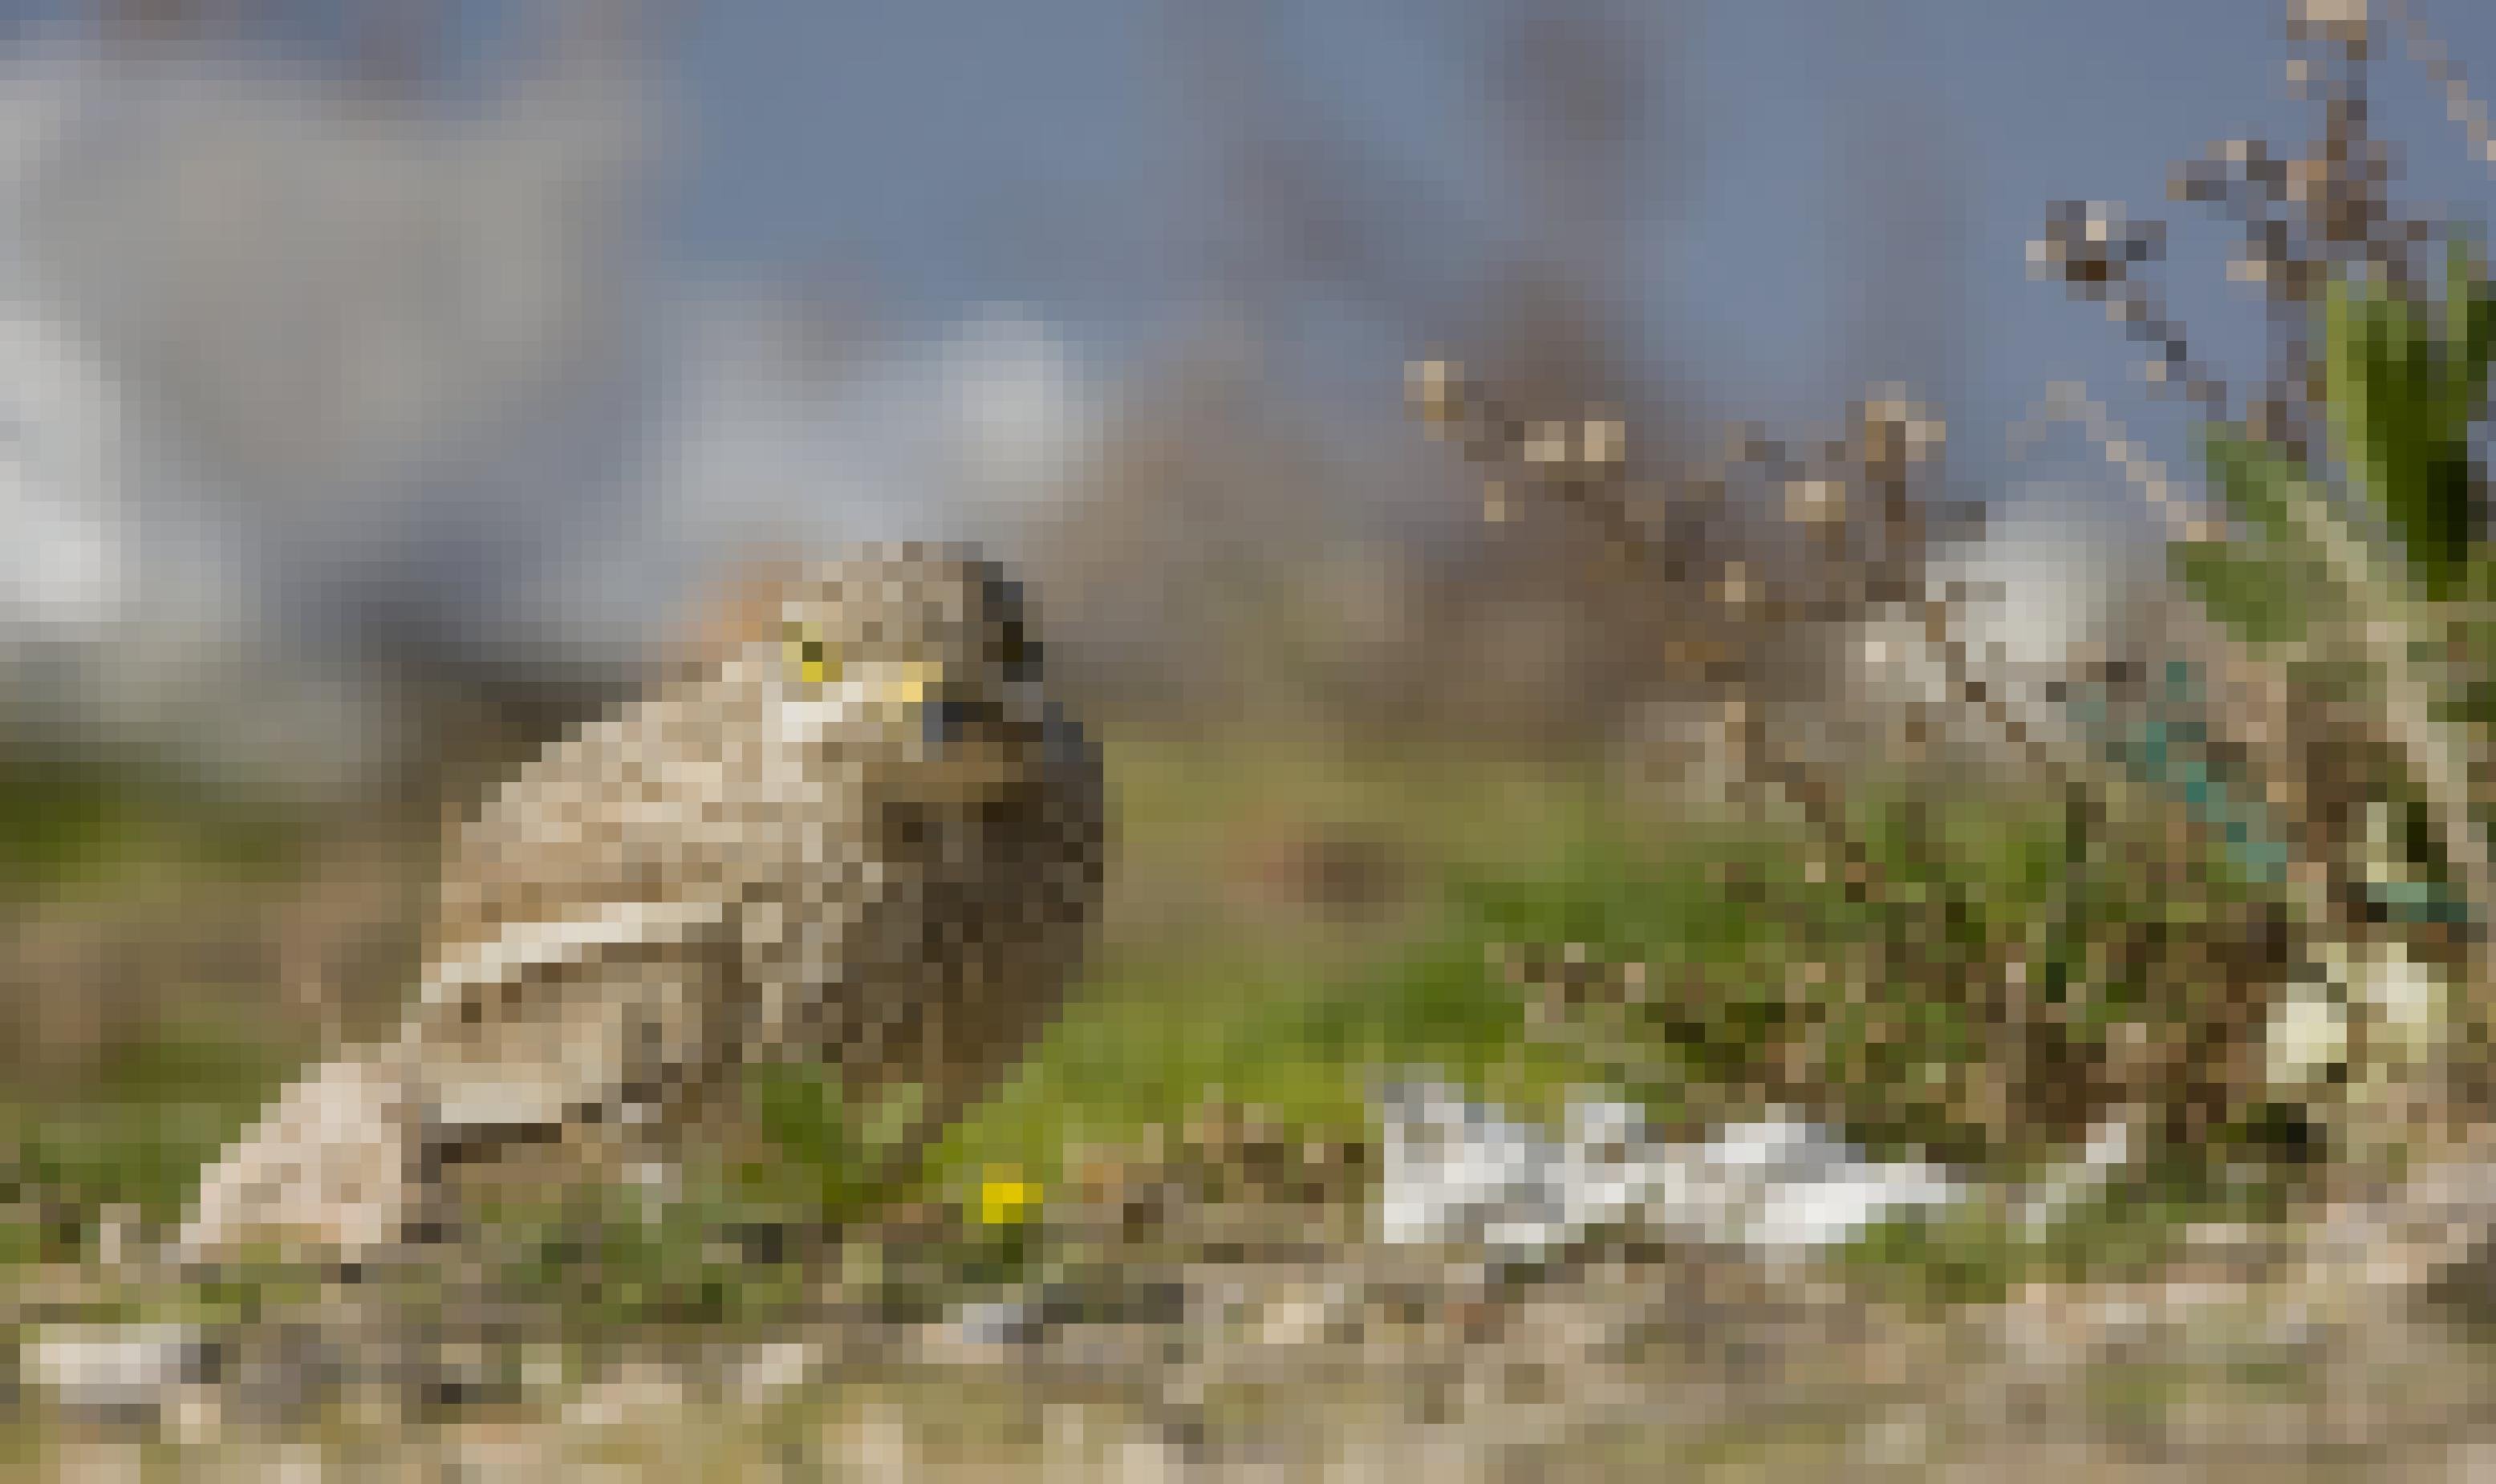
[664,0,2496,503]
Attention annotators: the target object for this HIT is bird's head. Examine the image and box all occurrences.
[704,544,1064,806]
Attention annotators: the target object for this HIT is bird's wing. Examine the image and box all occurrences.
[403,685,784,1129]
[420,677,784,977]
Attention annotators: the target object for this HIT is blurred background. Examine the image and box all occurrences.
[19,2,2496,1467]
[0,0,2490,1222]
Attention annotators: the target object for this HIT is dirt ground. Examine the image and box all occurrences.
[16,1190,2496,1482]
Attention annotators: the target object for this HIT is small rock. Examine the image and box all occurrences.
[731,1338,818,1405]
[952,1298,1045,1350]
[25,1321,221,1417]
[561,1363,685,1428]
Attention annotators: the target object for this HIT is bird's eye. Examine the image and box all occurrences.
[784,625,840,685]
[996,617,1037,676]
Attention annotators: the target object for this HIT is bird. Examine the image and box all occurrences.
[170,544,1107,1269]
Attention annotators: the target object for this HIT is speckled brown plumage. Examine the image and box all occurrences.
[176,545,1106,1266]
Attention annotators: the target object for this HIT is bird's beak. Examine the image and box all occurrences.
[777,659,952,748]
[879,660,944,712]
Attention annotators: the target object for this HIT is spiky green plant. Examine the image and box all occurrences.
[2031,9,2496,1174]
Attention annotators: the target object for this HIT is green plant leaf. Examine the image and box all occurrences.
[2199,426,2302,549]
[2167,539,2327,647]
[2321,266,2488,600]
[2466,269,2496,410]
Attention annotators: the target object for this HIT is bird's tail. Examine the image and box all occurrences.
[168,1049,431,1271]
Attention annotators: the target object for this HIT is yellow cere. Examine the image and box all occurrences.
[979,1170,1040,1227]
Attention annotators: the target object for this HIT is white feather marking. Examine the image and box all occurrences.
[773,670,878,744]
[419,897,729,1010]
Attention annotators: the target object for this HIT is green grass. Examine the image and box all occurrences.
[0,1023,298,1256]
[0,748,306,898]
[936,735,2299,1194]
[0,728,2324,1322]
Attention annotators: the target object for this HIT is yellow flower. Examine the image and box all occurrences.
[979,1170,1040,1227]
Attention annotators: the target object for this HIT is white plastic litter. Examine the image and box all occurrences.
[1373,1075,1970,1262]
